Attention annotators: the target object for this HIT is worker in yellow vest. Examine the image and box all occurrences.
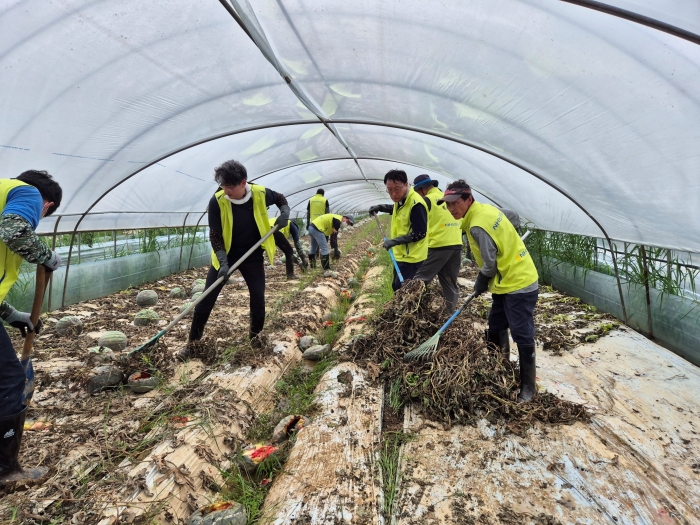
[178,160,290,358]
[270,216,307,280]
[368,170,428,291]
[0,171,62,485]
[411,174,463,313]
[308,213,354,270]
[439,179,539,403]
[306,189,329,229]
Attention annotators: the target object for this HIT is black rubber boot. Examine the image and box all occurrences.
[321,254,331,270]
[517,344,537,403]
[285,257,298,280]
[177,312,208,361]
[249,332,267,349]
[485,329,510,361]
[309,254,317,269]
[0,406,48,486]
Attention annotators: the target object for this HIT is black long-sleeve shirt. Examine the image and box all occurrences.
[209,187,287,254]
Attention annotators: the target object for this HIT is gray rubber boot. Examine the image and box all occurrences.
[517,344,537,403]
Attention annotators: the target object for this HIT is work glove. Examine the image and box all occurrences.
[43,250,61,272]
[383,233,413,251]
[332,247,341,260]
[474,272,490,297]
[3,307,42,337]
[369,204,392,216]
[276,205,291,230]
[215,250,230,283]
[383,238,399,250]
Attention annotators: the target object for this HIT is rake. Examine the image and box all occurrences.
[373,214,404,284]
[403,292,477,362]
[125,225,279,358]
[403,230,531,362]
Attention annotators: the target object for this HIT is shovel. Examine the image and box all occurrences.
[126,225,280,358]
[373,214,404,284]
[21,265,48,405]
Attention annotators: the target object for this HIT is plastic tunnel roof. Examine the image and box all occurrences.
[1,0,699,252]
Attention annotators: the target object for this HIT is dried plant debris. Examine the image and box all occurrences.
[347,280,590,433]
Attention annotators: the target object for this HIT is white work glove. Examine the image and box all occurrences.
[3,307,42,337]
[43,250,61,272]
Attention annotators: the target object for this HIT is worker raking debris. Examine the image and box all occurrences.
[345,280,589,433]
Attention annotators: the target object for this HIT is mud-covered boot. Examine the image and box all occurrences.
[309,254,317,269]
[517,344,537,403]
[249,332,267,349]
[321,254,331,270]
[0,406,48,486]
[485,329,510,361]
[295,241,309,270]
[175,340,197,361]
[285,257,298,281]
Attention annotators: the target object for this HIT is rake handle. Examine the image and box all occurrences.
[126,225,280,357]
[436,292,477,335]
[373,214,404,284]
[21,265,47,361]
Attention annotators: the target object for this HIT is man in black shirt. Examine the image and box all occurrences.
[178,160,290,359]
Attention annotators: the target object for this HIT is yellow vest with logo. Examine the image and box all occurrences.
[0,179,34,303]
[311,213,342,236]
[461,201,538,294]
[309,194,327,222]
[424,187,463,248]
[270,216,291,238]
[390,186,429,263]
[211,184,276,268]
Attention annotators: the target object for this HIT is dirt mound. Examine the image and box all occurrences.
[346,280,589,433]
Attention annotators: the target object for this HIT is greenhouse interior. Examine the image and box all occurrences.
[1,0,699,523]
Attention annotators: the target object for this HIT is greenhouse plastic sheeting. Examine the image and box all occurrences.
[1,0,699,252]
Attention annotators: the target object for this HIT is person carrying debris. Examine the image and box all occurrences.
[270,216,307,280]
[308,213,354,270]
[439,179,539,403]
[411,174,463,313]
[306,189,329,229]
[0,170,62,484]
[178,160,290,358]
[368,169,428,291]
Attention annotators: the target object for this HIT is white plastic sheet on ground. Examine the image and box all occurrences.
[1,0,699,252]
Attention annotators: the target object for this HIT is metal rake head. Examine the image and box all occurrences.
[403,332,441,362]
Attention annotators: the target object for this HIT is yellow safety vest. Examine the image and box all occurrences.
[390,186,429,263]
[461,201,538,294]
[424,187,463,248]
[270,216,290,238]
[0,179,34,303]
[311,213,343,236]
[308,194,328,222]
[211,184,276,268]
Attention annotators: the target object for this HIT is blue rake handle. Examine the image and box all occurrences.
[373,214,404,284]
[435,292,477,336]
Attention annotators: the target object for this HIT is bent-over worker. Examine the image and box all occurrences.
[308,213,354,270]
[271,216,307,280]
[439,179,539,403]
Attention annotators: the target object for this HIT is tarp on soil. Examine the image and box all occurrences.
[1,0,699,250]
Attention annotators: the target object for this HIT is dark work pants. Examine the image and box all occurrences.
[392,261,423,291]
[0,324,24,417]
[414,248,462,313]
[488,289,539,346]
[274,231,295,275]
[190,248,266,340]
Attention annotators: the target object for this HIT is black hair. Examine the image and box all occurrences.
[17,170,62,216]
[214,160,247,186]
[316,189,325,196]
[445,179,472,200]
[384,169,408,185]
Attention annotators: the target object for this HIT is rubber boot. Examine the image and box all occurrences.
[309,254,317,269]
[285,257,298,280]
[517,344,537,403]
[485,329,510,361]
[177,312,207,361]
[295,242,308,269]
[0,406,48,485]
[249,332,267,349]
[321,254,331,270]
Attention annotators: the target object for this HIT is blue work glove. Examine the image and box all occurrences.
[43,250,61,272]
[4,307,42,337]
[215,250,230,283]
[474,272,490,296]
